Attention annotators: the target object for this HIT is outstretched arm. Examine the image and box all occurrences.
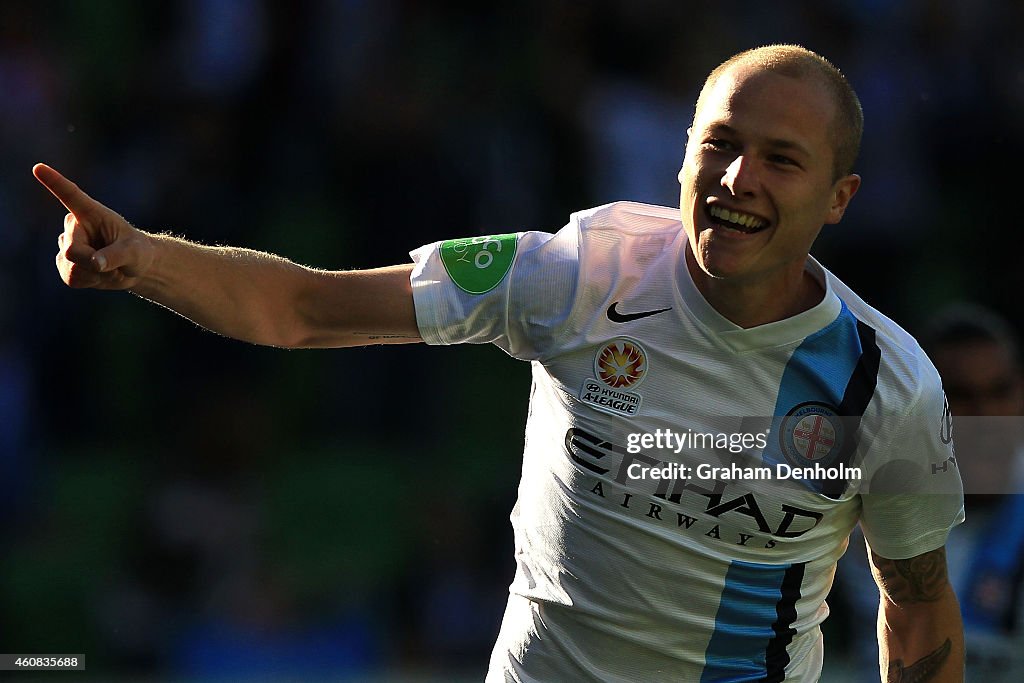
[35,163,421,348]
[868,545,964,682]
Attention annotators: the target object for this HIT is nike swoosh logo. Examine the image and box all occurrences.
[606,302,673,323]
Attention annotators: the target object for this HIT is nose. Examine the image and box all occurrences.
[721,155,759,196]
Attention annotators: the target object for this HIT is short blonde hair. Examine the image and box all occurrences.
[695,45,863,181]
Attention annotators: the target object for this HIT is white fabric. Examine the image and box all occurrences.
[409,201,965,682]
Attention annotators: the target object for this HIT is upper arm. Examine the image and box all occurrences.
[291,263,422,348]
[408,229,579,358]
[868,544,953,607]
[858,358,963,559]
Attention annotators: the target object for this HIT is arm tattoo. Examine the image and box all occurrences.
[887,638,952,683]
[870,547,948,603]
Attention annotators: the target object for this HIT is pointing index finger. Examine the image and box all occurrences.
[33,163,99,218]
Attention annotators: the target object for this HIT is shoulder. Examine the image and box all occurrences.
[820,263,942,411]
[569,201,685,273]
[572,200,683,236]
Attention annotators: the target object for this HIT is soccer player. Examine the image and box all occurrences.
[37,45,965,681]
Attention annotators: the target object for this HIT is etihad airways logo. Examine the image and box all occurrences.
[565,427,825,548]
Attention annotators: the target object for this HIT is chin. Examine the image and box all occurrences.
[693,252,747,280]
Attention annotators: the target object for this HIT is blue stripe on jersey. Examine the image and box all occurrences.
[771,300,862,414]
[700,561,795,682]
[760,301,879,496]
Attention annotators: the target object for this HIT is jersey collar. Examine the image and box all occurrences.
[675,246,843,352]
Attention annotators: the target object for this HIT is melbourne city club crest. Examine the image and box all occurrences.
[780,401,845,467]
[579,338,648,417]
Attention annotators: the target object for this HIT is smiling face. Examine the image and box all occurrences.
[679,64,860,294]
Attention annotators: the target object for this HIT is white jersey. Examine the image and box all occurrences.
[409,201,964,682]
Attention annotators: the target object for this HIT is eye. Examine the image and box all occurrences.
[703,138,735,152]
[768,154,799,168]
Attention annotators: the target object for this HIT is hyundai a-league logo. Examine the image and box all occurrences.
[580,338,647,416]
[595,339,648,389]
[781,402,844,465]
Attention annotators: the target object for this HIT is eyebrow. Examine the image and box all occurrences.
[707,123,813,159]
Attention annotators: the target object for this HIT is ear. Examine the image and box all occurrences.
[680,127,696,172]
[824,174,861,224]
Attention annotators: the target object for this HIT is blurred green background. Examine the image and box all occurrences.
[4,0,1023,680]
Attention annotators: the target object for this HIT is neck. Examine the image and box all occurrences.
[685,249,824,328]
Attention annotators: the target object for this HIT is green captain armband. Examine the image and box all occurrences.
[439,233,518,294]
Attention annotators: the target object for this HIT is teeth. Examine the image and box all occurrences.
[709,205,765,230]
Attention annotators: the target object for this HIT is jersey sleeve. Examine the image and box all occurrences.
[409,224,580,360]
[858,366,965,560]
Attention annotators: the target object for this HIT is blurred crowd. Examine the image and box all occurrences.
[4,0,1024,680]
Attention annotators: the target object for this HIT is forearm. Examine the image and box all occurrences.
[36,163,419,347]
[130,232,419,348]
[872,550,964,682]
[126,232,304,346]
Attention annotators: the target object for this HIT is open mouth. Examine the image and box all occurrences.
[706,204,769,234]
